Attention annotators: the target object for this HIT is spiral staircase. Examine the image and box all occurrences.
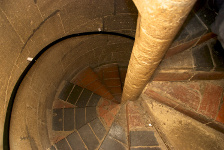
[2,0,224,150]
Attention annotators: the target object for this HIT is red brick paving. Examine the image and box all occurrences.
[216,100,224,124]
[74,67,115,100]
[94,64,123,102]
[149,82,201,110]
[127,101,147,130]
[102,112,115,127]
[153,71,193,81]
[199,83,223,119]
[145,81,224,123]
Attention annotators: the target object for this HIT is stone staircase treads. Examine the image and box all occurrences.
[55,138,71,150]
[100,135,127,150]
[75,107,86,130]
[66,131,86,150]
[154,38,224,81]
[86,107,97,123]
[209,40,224,71]
[216,102,224,124]
[78,124,100,150]
[49,145,56,150]
[89,118,107,141]
[87,93,101,107]
[127,101,166,150]
[53,99,75,109]
[58,81,74,101]
[76,88,92,107]
[95,64,123,102]
[64,108,74,131]
[73,67,115,100]
[67,85,83,105]
[130,131,159,147]
[52,109,63,131]
[53,108,75,131]
[97,98,120,128]
[105,105,128,146]
[192,44,214,71]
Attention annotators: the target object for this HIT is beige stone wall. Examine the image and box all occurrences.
[0,0,137,149]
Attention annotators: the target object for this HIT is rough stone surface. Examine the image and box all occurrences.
[159,49,193,69]
[143,98,224,150]
[0,0,43,42]
[184,12,207,40]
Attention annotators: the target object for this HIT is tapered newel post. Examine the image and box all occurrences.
[122,0,197,102]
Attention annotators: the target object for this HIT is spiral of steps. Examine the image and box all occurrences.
[50,64,166,150]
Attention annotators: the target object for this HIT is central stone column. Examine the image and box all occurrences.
[122,0,197,102]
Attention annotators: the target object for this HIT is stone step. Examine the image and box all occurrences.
[51,99,121,150]
[71,67,116,101]
[94,64,123,102]
[127,100,167,150]
[143,80,224,132]
[153,38,224,81]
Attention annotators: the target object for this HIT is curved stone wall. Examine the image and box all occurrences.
[0,0,137,149]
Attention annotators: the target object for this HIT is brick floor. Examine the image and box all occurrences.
[216,101,224,124]
[199,83,223,119]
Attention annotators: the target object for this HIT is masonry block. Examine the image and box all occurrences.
[78,124,100,150]
[216,101,224,124]
[199,83,223,119]
[104,14,137,31]
[55,139,70,150]
[115,0,138,14]
[75,67,114,100]
[1,0,43,42]
[66,131,86,150]
[130,131,159,147]
[192,44,214,71]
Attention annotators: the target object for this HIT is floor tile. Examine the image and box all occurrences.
[55,139,71,150]
[64,108,74,131]
[86,107,97,123]
[76,89,92,107]
[66,131,86,150]
[101,135,126,150]
[78,124,99,150]
[59,82,74,101]
[130,131,159,147]
[87,93,101,106]
[52,109,63,131]
[75,108,85,129]
[67,85,83,104]
[89,118,107,140]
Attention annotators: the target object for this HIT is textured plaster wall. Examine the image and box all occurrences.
[0,0,137,149]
